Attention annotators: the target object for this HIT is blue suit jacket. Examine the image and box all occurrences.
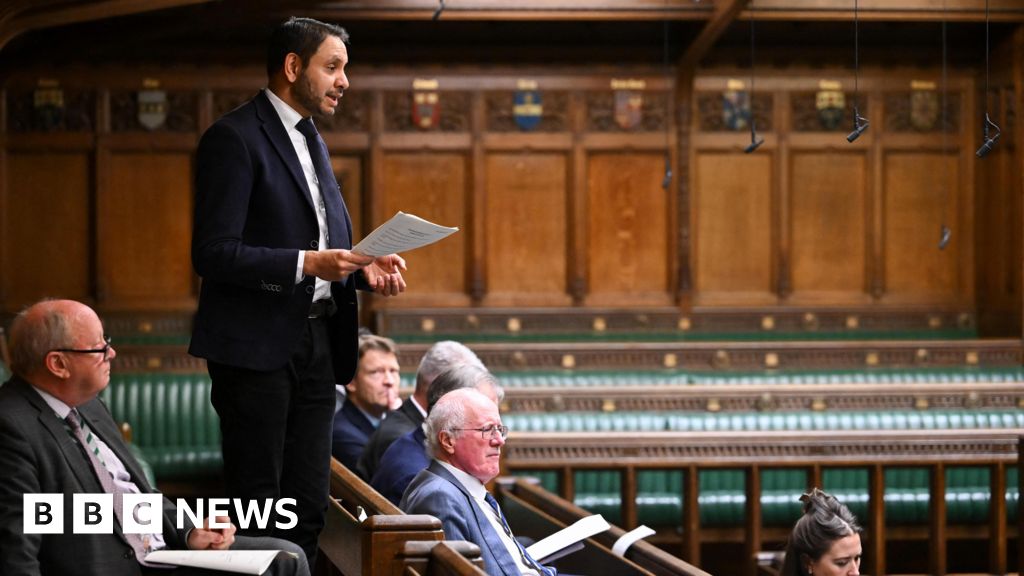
[370,426,428,506]
[189,90,363,381]
[331,398,376,472]
[357,398,424,480]
[401,461,554,576]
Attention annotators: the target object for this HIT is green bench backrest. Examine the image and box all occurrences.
[102,373,221,480]
[515,467,1020,527]
[503,410,1024,432]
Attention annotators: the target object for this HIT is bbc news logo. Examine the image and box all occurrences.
[24,494,297,534]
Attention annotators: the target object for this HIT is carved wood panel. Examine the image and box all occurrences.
[99,153,194,305]
[6,88,94,132]
[485,91,569,132]
[110,90,197,132]
[384,91,470,132]
[587,153,669,302]
[586,91,669,132]
[790,92,866,132]
[3,153,91,308]
[485,153,568,300]
[696,92,773,132]
[380,153,466,296]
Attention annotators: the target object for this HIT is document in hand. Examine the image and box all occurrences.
[526,514,610,565]
[145,550,299,575]
[351,211,459,257]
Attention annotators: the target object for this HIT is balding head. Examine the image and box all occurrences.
[8,299,115,406]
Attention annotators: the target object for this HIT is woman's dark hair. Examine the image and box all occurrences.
[266,17,349,78]
[781,488,863,576]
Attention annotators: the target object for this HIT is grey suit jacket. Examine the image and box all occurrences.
[400,460,526,576]
[0,377,192,576]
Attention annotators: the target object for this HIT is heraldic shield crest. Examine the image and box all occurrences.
[816,90,846,130]
[722,90,751,131]
[614,90,643,130]
[138,89,168,131]
[513,87,543,131]
[910,90,939,131]
[33,80,65,131]
[412,79,440,130]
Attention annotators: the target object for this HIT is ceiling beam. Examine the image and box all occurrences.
[0,0,217,53]
[678,0,751,72]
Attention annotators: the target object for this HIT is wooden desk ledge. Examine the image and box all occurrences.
[401,541,488,576]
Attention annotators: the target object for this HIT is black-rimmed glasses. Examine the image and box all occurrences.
[453,425,509,440]
[52,335,113,361]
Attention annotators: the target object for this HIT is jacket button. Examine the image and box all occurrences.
[310,240,318,248]
[306,285,315,294]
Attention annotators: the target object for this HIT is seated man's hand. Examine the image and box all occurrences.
[187,515,236,550]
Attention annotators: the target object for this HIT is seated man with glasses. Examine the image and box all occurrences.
[372,364,502,506]
[0,299,309,576]
[400,388,557,576]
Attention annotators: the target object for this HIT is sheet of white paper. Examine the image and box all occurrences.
[351,211,458,257]
[145,550,294,575]
[525,513,610,562]
[611,524,656,556]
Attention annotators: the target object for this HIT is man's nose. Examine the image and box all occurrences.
[337,73,349,91]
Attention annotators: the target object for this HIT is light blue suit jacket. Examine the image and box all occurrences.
[401,460,529,576]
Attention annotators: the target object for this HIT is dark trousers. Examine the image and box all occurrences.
[208,317,336,568]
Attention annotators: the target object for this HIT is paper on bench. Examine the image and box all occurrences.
[145,550,297,575]
[351,211,458,257]
[611,524,655,556]
[525,513,610,563]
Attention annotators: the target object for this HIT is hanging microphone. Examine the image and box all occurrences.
[938,225,951,250]
[744,120,764,153]
[975,113,1001,158]
[432,0,445,20]
[846,108,869,143]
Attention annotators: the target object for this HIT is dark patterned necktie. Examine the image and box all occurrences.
[66,410,159,567]
[484,492,556,576]
[295,117,335,248]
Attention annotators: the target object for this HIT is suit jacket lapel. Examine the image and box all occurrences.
[253,91,317,214]
[79,400,154,493]
[12,379,104,493]
[427,461,519,576]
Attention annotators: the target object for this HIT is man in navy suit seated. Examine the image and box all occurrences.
[357,340,484,481]
[400,388,557,576]
[331,334,399,471]
[371,364,501,505]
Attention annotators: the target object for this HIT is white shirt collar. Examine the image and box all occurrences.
[436,459,488,501]
[264,87,306,132]
[32,386,73,420]
[409,396,427,419]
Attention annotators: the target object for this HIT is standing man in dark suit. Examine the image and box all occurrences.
[401,388,557,576]
[0,299,309,576]
[357,340,483,480]
[190,16,406,563]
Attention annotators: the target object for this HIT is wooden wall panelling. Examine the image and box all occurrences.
[331,155,363,241]
[3,151,92,309]
[570,90,588,303]
[379,152,469,306]
[881,151,964,305]
[787,149,869,303]
[470,91,485,302]
[693,151,775,305]
[97,149,194,309]
[483,152,569,306]
[774,90,790,299]
[585,152,671,306]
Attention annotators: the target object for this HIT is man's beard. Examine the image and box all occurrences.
[294,70,338,119]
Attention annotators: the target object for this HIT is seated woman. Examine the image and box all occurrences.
[781,488,863,576]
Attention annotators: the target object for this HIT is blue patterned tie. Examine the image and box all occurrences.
[484,492,556,576]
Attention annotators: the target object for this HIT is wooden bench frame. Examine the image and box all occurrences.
[501,429,1022,576]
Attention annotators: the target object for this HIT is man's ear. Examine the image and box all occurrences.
[439,430,456,455]
[283,52,303,83]
[44,352,70,379]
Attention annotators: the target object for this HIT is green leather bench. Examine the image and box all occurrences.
[517,467,1020,527]
[502,410,1024,432]
[400,367,1024,388]
[100,373,221,481]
